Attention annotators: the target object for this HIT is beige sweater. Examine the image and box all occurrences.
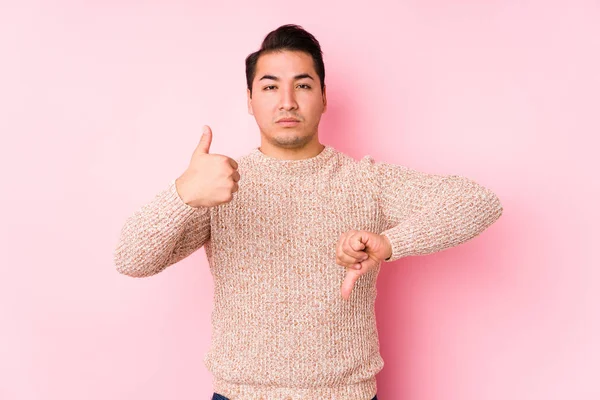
[113,145,503,399]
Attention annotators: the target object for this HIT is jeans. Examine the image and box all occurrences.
[212,393,378,400]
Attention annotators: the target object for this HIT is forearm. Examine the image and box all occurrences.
[381,175,503,261]
[113,180,210,277]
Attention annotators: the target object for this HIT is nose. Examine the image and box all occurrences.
[278,85,298,111]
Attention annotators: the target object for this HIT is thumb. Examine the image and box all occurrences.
[196,125,212,154]
[340,270,361,301]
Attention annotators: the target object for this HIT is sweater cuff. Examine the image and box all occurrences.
[380,227,414,262]
[164,179,203,219]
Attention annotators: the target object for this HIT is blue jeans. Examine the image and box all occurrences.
[212,393,378,400]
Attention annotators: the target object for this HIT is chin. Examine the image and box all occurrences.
[280,136,314,147]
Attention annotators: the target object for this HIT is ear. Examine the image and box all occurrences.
[322,85,327,113]
[247,88,254,115]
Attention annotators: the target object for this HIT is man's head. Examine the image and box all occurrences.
[245,24,327,151]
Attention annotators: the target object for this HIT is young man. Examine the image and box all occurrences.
[114,24,503,400]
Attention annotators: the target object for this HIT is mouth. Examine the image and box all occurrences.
[276,118,301,127]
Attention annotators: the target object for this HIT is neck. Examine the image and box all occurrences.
[258,138,325,161]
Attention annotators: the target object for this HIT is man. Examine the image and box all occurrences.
[114,24,503,400]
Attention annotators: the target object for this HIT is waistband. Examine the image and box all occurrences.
[213,377,377,400]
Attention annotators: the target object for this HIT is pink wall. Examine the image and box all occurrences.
[1,1,598,399]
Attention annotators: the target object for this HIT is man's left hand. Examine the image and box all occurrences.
[335,230,392,300]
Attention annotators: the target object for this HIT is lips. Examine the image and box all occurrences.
[277,118,300,123]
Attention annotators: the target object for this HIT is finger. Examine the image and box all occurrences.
[341,269,361,300]
[231,182,239,193]
[196,125,212,154]
[228,158,239,169]
[342,233,368,259]
[231,170,241,182]
[337,232,363,267]
[349,232,367,252]
[337,252,366,269]
[336,232,348,263]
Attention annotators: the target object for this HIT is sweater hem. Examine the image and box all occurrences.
[213,377,377,400]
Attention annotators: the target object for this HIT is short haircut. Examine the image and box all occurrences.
[245,24,325,97]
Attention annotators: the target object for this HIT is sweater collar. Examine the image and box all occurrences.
[248,144,336,175]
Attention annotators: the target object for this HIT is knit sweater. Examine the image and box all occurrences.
[113,144,503,400]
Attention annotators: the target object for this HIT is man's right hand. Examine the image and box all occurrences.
[175,125,240,208]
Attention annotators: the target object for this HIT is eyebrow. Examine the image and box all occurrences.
[258,73,315,82]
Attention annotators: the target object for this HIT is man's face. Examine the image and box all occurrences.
[247,50,327,149]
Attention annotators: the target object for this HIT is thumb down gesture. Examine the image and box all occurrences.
[336,230,393,300]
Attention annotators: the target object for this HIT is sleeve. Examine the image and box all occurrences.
[371,160,503,262]
[113,179,212,277]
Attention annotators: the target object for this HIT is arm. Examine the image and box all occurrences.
[370,160,503,262]
[113,179,211,277]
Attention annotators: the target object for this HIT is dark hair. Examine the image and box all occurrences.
[245,24,325,97]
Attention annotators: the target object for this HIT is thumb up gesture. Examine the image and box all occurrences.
[336,230,393,300]
[175,125,240,208]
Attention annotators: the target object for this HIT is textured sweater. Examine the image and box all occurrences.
[113,144,503,399]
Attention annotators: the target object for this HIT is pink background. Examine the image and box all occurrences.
[1,1,599,399]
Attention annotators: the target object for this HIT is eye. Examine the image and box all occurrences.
[297,84,311,89]
[263,85,276,91]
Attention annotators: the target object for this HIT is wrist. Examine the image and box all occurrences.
[175,176,192,206]
[381,234,392,261]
